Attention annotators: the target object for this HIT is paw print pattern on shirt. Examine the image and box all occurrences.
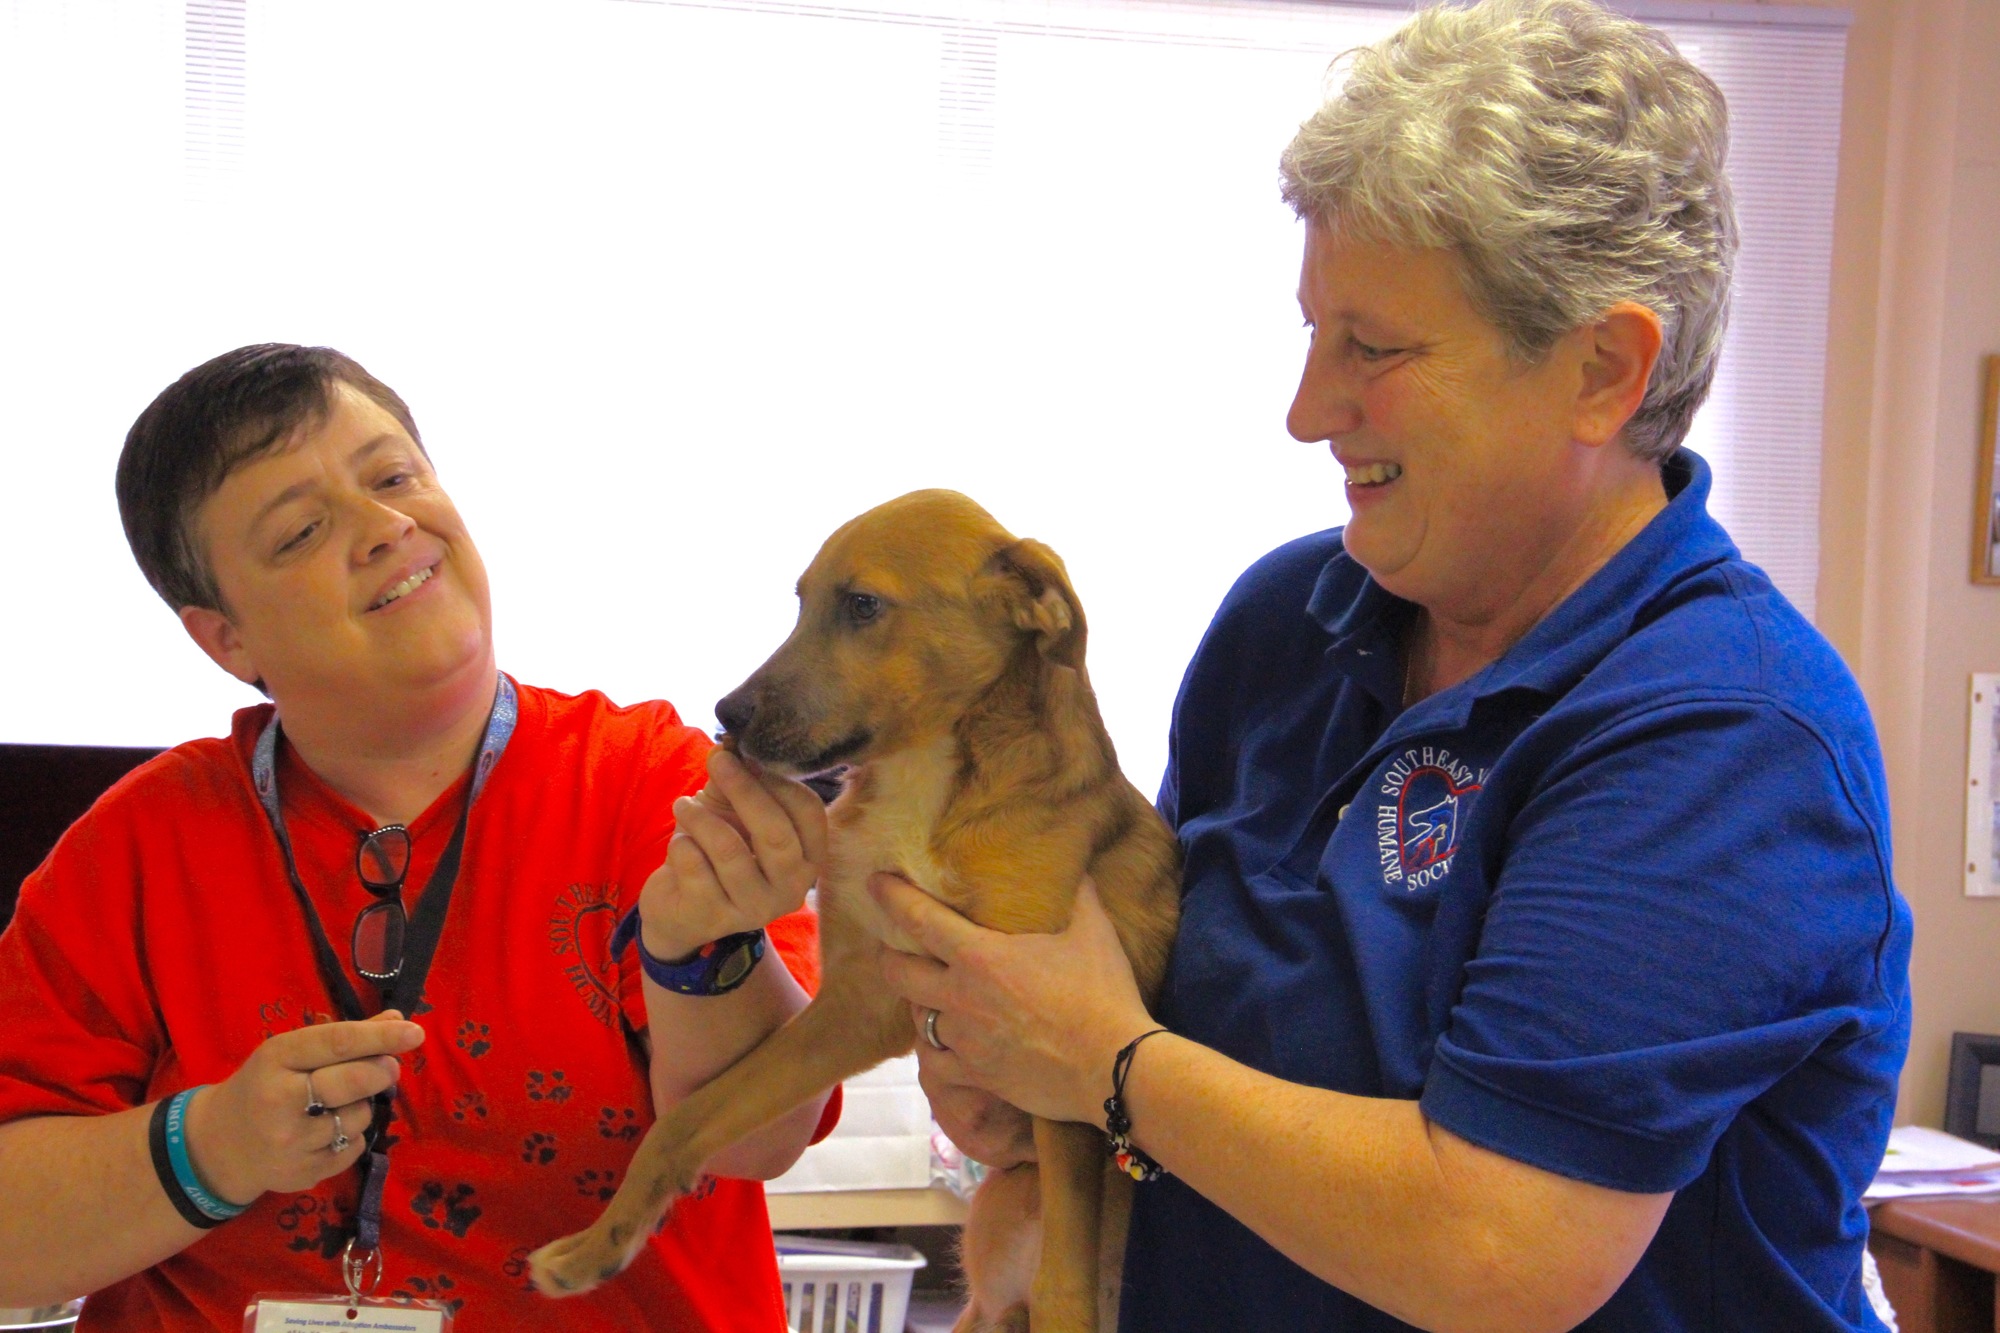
[274,1193,348,1260]
[522,1132,558,1165]
[574,1168,618,1201]
[450,1091,488,1123]
[455,1020,492,1058]
[502,1246,538,1292]
[410,1181,483,1238]
[525,1069,572,1103]
[597,1106,641,1141]
[390,1273,464,1316]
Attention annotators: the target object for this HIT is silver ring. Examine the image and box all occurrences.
[303,1070,327,1118]
[328,1108,350,1155]
[923,1007,949,1052]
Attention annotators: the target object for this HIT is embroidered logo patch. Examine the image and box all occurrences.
[1375,746,1486,891]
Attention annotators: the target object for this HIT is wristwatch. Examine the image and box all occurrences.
[610,909,766,996]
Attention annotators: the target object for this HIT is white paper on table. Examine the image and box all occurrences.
[1876,1125,2000,1176]
[1864,1175,2000,1202]
[764,1134,937,1193]
[1864,1125,2000,1202]
[764,1055,938,1195]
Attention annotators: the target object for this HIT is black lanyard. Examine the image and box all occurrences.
[274,790,469,1257]
[248,674,516,1261]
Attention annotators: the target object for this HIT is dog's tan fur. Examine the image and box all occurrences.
[526,490,1181,1331]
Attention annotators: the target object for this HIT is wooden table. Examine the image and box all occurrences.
[1870,1199,2000,1333]
[765,1184,969,1231]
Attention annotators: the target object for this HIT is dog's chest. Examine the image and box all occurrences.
[822,738,960,956]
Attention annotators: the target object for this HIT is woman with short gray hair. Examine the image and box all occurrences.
[873,1,1909,1329]
[1280,0,1737,463]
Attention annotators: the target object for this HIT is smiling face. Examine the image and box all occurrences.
[1287,223,1608,617]
[182,381,493,712]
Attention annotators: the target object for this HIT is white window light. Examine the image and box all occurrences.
[0,0,1847,798]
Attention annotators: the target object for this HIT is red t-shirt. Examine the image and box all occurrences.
[0,680,835,1331]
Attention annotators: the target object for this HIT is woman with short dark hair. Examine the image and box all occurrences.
[0,344,838,1330]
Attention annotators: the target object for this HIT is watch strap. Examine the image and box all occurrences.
[611,908,766,996]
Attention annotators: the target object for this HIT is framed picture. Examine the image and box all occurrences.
[1977,355,2000,584]
[1946,1032,2000,1149]
[1966,675,1999,899]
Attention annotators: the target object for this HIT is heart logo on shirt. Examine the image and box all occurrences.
[548,882,622,1025]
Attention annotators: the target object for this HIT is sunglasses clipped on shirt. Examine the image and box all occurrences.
[353,824,412,981]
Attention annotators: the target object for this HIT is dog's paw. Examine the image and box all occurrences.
[527,1226,631,1298]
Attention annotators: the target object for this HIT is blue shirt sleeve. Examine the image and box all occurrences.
[1419,696,1903,1194]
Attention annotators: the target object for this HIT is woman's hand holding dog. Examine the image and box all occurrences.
[182,1010,424,1207]
[639,749,828,961]
[872,875,1157,1134]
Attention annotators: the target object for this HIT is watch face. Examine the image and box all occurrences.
[715,940,759,991]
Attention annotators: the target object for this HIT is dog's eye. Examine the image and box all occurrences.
[844,593,882,624]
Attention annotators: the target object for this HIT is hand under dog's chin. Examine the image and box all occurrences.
[734,727,874,778]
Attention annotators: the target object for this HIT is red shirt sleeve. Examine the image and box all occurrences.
[0,765,171,1123]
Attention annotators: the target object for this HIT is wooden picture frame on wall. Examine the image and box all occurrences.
[1977,354,2000,584]
[1946,1031,2000,1148]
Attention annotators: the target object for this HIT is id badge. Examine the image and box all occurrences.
[243,1294,452,1333]
[245,1241,451,1332]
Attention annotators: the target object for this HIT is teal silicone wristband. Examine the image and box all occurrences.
[164,1086,247,1221]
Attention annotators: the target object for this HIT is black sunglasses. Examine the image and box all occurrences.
[353,824,412,981]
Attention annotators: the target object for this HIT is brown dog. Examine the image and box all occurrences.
[526,490,1181,1331]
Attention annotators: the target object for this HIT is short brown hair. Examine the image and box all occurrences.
[116,344,424,612]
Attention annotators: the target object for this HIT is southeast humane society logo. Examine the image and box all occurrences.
[1375,747,1486,891]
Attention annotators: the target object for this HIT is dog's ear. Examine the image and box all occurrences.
[983,538,1087,671]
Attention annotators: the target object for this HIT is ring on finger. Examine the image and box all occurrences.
[328,1108,350,1155]
[923,1007,950,1053]
[303,1069,327,1118]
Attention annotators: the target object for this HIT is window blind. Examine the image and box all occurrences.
[0,0,1847,795]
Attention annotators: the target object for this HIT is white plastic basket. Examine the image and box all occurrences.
[775,1234,928,1333]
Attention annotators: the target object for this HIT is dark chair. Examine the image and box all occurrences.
[1,744,163,928]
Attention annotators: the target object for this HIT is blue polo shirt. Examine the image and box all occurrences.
[1121,451,1911,1331]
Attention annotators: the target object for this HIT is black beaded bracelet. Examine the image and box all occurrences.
[1104,1028,1171,1182]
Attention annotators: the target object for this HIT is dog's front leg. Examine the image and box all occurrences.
[1095,1160,1133,1330]
[1028,1116,1107,1331]
[527,981,910,1297]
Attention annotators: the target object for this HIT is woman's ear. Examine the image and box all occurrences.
[1574,301,1665,449]
[179,604,263,689]
[983,538,1088,670]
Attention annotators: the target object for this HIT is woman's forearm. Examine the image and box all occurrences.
[1115,1036,1666,1333]
[0,1109,203,1307]
[643,951,830,1180]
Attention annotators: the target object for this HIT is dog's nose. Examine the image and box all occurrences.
[715,688,756,738]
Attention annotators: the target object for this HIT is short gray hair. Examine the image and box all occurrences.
[1279,0,1736,461]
